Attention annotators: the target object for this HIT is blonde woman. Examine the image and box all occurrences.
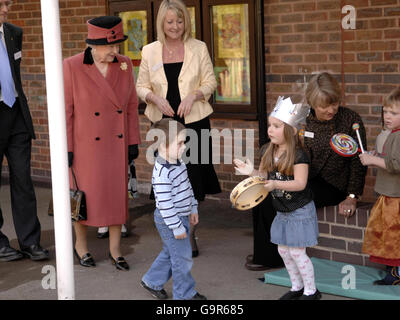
[137,0,221,257]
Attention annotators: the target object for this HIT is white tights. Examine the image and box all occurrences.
[277,245,316,296]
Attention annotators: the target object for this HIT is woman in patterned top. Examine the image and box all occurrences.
[304,72,367,217]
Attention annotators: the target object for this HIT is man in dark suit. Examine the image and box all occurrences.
[0,0,48,261]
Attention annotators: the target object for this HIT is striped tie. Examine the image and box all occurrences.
[0,31,16,108]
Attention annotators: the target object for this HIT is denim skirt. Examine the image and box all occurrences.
[270,200,319,248]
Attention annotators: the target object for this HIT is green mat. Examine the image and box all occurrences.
[264,257,400,300]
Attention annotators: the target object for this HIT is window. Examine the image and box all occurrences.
[210,4,251,104]
[108,0,262,120]
[119,9,148,81]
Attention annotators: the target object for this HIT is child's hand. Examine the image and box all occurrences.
[233,158,254,175]
[264,180,276,192]
[190,213,199,226]
[175,232,187,240]
[359,153,377,166]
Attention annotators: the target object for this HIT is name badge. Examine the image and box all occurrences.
[14,51,22,60]
[304,131,314,138]
[152,62,163,72]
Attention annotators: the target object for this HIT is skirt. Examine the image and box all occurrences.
[270,200,319,248]
[362,195,400,262]
[183,116,221,201]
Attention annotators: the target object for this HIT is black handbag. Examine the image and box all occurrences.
[48,168,87,222]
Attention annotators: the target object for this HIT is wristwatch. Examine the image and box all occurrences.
[348,193,358,199]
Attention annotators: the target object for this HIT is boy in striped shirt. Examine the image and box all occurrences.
[141,119,206,300]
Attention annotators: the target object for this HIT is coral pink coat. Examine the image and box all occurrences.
[63,52,140,226]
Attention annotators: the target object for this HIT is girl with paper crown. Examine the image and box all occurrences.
[234,96,321,300]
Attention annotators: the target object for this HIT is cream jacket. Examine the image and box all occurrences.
[136,38,217,124]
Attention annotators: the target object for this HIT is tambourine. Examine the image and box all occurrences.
[230,176,269,211]
[330,133,358,157]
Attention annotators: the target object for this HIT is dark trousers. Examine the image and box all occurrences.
[0,100,41,249]
[251,194,284,268]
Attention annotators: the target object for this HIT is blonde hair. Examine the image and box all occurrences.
[156,0,192,44]
[306,72,342,109]
[151,118,186,148]
[384,87,400,110]
[259,122,302,176]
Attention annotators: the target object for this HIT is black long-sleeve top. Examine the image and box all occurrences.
[303,106,368,197]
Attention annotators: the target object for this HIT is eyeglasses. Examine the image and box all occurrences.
[0,1,13,9]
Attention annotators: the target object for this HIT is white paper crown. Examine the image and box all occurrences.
[270,96,310,129]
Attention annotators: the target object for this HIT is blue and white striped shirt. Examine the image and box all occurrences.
[152,155,198,236]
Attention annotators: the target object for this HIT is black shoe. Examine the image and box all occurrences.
[140,280,168,299]
[279,288,304,300]
[245,261,270,271]
[97,230,109,239]
[20,244,49,261]
[121,225,128,238]
[109,253,129,271]
[191,293,207,300]
[0,245,23,262]
[298,289,322,300]
[373,267,400,285]
[73,249,96,267]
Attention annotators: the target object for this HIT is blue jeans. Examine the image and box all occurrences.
[142,209,197,300]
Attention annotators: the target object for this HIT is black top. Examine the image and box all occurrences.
[304,106,367,196]
[164,62,183,122]
[268,148,313,213]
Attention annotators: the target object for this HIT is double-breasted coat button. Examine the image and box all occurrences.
[117,110,122,114]
[95,112,100,116]
[95,137,100,141]
[117,134,123,138]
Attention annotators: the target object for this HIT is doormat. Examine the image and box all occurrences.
[264,257,400,300]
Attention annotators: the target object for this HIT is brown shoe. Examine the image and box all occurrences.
[245,261,270,271]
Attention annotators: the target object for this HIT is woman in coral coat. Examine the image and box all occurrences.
[63,16,140,271]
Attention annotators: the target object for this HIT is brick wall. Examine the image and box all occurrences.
[307,203,384,268]
[264,0,400,202]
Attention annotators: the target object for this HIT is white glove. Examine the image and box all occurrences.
[233,158,254,176]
